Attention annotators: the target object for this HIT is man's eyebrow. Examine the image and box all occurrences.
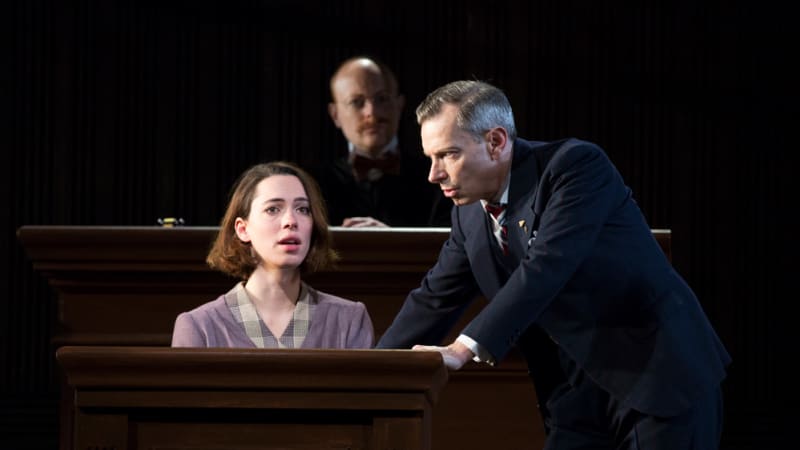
[431,146,460,155]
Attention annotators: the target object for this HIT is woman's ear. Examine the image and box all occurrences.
[234,217,250,242]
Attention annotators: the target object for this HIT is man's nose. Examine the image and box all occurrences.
[428,161,445,184]
[361,99,376,117]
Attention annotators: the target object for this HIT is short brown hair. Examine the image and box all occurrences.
[207,162,338,280]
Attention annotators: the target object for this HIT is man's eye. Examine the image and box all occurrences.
[348,98,366,109]
[373,93,390,105]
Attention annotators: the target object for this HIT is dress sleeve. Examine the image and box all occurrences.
[347,302,375,349]
[171,312,207,347]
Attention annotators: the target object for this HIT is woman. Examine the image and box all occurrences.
[172,162,374,348]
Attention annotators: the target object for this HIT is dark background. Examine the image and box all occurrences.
[2,0,796,448]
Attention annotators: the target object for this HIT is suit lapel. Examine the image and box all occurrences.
[462,139,543,293]
[462,202,510,294]
[505,139,540,263]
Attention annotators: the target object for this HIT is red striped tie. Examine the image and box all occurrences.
[484,203,508,255]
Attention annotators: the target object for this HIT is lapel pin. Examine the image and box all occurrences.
[518,220,527,233]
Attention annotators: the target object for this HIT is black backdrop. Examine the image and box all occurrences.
[2,0,796,448]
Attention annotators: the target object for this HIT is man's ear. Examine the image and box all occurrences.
[234,217,250,242]
[328,102,341,129]
[396,94,406,114]
[486,127,509,160]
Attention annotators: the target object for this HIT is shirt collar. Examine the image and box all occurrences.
[347,135,399,159]
[480,171,511,209]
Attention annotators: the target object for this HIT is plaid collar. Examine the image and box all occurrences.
[225,282,314,348]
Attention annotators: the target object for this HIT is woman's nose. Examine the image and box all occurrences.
[283,211,298,228]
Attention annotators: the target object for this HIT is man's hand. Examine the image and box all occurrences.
[341,216,389,228]
[412,341,474,370]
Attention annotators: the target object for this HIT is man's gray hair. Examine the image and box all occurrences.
[415,80,516,141]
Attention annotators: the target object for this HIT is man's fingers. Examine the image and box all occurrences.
[412,344,436,351]
[342,217,389,228]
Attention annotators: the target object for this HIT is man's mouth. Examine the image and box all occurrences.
[360,121,386,133]
[441,187,458,198]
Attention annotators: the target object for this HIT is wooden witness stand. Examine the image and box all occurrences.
[57,346,446,450]
[18,226,671,450]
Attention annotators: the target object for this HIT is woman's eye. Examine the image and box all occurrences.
[265,206,280,214]
[297,206,311,215]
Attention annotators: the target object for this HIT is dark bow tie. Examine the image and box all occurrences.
[349,150,401,182]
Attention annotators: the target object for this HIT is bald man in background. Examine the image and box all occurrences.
[319,56,451,228]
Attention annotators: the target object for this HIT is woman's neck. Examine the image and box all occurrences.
[243,267,301,313]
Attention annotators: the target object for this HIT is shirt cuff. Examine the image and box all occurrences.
[456,334,496,366]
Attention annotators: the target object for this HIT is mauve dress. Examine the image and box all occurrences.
[171,283,374,349]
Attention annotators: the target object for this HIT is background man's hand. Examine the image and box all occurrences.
[341,216,389,228]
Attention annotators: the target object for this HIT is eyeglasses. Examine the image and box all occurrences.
[341,93,396,111]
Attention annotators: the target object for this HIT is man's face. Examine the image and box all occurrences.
[422,104,502,206]
[328,63,404,156]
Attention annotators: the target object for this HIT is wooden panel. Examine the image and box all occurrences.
[58,347,446,450]
[135,420,370,450]
[74,411,128,450]
[17,226,671,344]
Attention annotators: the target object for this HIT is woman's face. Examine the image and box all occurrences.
[235,175,313,272]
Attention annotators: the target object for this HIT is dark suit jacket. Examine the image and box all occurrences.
[317,150,452,227]
[377,137,731,417]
